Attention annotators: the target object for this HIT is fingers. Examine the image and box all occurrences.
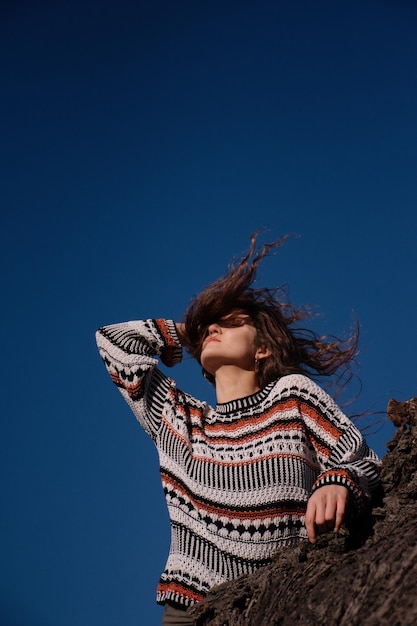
[334,497,346,533]
[305,486,349,544]
[175,323,186,343]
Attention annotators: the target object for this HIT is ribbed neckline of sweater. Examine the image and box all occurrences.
[215,381,276,415]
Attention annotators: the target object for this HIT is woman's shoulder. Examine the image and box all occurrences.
[274,373,316,390]
[271,374,329,401]
[270,374,345,420]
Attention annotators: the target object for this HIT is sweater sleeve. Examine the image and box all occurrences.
[287,375,381,516]
[95,319,182,440]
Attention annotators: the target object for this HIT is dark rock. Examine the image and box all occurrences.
[188,397,417,626]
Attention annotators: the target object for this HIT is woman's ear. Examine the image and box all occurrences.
[255,346,272,361]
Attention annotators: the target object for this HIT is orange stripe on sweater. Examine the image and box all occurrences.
[161,472,306,520]
[164,392,337,457]
[190,450,318,471]
[190,420,305,446]
[307,433,332,459]
[202,401,298,434]
[161,411,324,467]
[155,318,177,347]
[200,399,343,444]
[110,372,142,399]
[110,371,122,385]
[298,402,342,440]
[163,400,302,449]
[157,581,205,603]
[316,468,354,484]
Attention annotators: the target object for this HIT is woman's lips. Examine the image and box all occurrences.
[204,337,220,345]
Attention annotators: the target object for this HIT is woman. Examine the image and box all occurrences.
[96,234,381,625]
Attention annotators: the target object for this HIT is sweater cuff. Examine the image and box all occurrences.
[311,468,368,516]
[154,319,183,367]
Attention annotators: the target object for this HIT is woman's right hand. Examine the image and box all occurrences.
[175,323,186,344]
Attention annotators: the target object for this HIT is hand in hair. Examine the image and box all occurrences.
[305,485,349,543]
[175,323,187,344]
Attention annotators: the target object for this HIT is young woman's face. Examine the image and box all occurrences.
[200,313,258,376]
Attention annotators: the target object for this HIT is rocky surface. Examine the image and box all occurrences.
[188,397,417,626]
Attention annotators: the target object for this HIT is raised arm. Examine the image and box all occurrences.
[96,319,182,439]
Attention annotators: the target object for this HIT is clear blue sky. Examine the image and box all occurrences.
[1,1,416,624]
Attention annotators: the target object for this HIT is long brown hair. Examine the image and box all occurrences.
[181,232,358,393]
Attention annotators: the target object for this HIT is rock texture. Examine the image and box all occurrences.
[188,397,417,626]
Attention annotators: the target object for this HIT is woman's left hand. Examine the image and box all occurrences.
[305,485,349,543]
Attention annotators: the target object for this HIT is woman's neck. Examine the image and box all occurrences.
[214,367,260,404]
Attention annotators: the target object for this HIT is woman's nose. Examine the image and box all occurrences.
[208,323,221,335]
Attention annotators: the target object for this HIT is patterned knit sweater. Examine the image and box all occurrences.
[96,318,381,608]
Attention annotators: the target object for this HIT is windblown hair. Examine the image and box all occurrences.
[181,233,359,393]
